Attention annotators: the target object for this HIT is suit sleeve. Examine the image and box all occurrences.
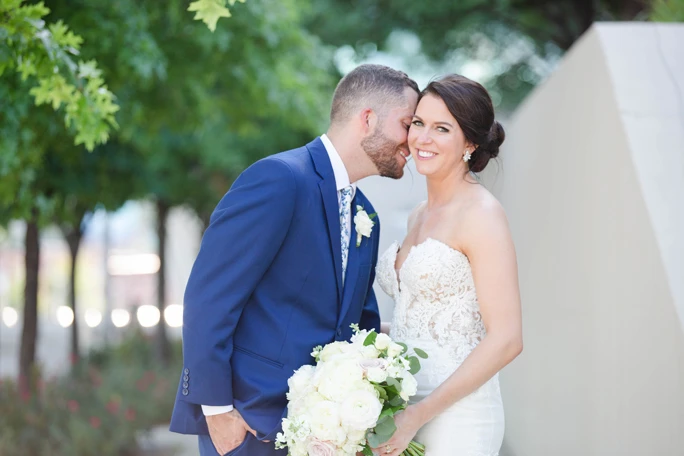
[359,215,381,332]
[180,158,296,406]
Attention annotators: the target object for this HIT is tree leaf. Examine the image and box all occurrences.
[188,0,232,32]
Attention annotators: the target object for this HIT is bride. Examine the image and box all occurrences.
[373,74,523,456]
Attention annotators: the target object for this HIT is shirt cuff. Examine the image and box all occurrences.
[201,405,234,416]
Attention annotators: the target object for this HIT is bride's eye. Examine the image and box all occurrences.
[411,120,423,127]
[437,126,449,133]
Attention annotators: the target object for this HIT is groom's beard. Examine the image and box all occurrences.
[361,130,406,179]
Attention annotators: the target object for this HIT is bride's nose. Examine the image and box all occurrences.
[416,129,433,145]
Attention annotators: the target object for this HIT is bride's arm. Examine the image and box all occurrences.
[412,202,523,426]
[380,322,391,334]
[377,203,523,456]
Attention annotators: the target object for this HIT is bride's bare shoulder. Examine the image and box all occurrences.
[459,190,513,254]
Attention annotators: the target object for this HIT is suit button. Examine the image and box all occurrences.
[184,368,189,375]
[183,375,189,382]
[337,329,342,337]
[182,388,189,396]
[182,382,189,388]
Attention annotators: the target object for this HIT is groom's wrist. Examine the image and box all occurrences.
[202,404,234,416]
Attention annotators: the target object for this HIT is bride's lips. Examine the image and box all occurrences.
[416,149,438,160]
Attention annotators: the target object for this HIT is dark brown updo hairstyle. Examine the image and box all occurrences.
[422,75,505,173]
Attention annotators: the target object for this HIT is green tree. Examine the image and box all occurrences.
[0,0,118,151]
[304,0,653,109]
[651,0,684,21]
[40,0,335,365]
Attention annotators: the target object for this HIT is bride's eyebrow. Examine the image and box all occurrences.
[435,121,453,128]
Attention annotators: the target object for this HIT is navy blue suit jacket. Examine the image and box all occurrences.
[169,138,381,446]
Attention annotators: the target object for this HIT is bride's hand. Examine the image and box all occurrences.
[372,405,423,456]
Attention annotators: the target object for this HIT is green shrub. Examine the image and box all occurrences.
[0,330,182,456]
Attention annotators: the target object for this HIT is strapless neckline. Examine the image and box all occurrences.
[391,237,468,291]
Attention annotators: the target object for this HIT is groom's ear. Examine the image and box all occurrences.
[359,108,378,134]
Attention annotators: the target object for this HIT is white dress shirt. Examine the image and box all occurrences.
[202,135,354,417]
[320,133,356,234]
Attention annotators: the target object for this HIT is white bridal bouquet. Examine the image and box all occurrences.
[275,325,427,456]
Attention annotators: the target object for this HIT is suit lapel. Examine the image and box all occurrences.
[308,138,343,303]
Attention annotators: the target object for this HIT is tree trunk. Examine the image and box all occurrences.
[156,199,171,365]
[19,214,40,391]
[63,224,84,364]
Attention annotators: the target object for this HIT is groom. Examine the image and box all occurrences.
[169,64,419,456]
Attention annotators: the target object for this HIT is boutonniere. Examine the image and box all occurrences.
[353,205,377,247]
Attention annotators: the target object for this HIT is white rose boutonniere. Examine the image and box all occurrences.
[353,205,377,247]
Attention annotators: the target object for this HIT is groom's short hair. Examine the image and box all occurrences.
[330,64,419,125]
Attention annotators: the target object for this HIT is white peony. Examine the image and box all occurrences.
[374,333,392,350]
[339,389,383,431]
[316,360,365,402]
[288,365,315,399]
[309,400,342,442]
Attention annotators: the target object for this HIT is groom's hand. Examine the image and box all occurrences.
[206,409,257,455]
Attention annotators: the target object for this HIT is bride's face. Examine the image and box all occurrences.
[408,93,471,177]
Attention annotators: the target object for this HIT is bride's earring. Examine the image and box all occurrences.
[463,149,472,162]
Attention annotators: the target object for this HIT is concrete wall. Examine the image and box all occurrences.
[480,23,684,455]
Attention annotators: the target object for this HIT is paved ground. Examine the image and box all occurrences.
[140,425,197,456]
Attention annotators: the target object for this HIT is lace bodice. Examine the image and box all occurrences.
[377,238,490,386]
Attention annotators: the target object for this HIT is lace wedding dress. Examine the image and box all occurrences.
[376,238,504,456]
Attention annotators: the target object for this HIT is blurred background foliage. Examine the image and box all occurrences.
[1,0,682,454]
[0,330,180,455]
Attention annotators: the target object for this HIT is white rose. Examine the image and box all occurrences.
[339,389,382,431]
[361,344,379,359]
[366,366,388,383]
[358,358,386,373]
[307,439,336,456]
[400,374,418,399]
[374,333,391,350]
[354,208,375,237]
[387,342,404,358]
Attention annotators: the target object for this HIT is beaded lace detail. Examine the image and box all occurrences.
[377,238,492,388]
